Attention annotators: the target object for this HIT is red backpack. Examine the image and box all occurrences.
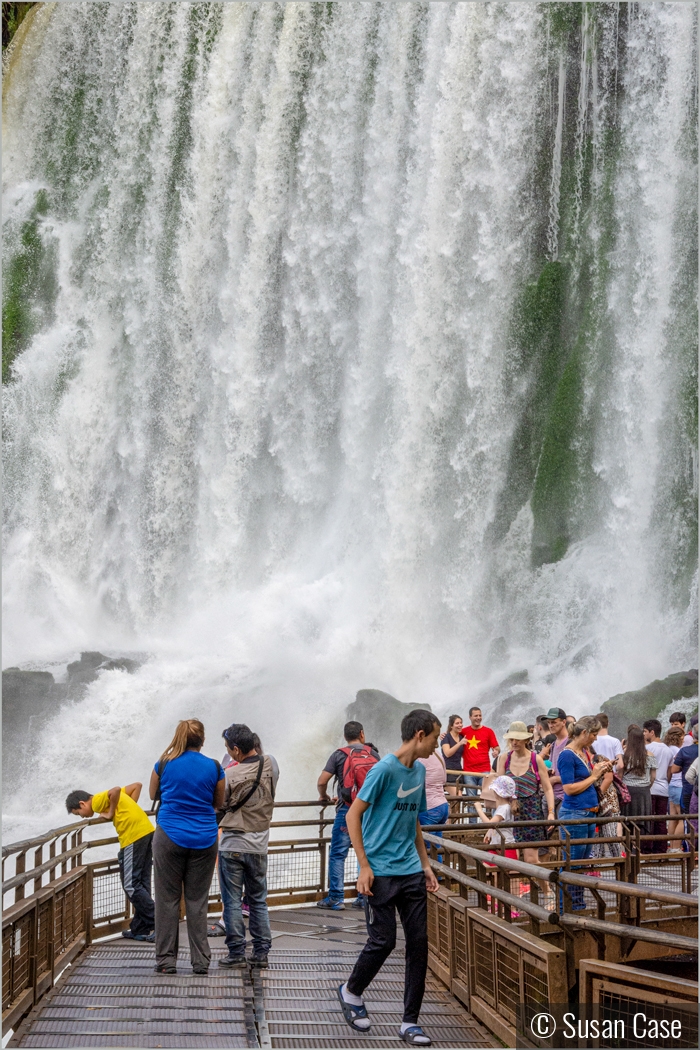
[340,745,379,804]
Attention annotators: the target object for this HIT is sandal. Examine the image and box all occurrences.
[400,1026,431,1045]
[337,984,371,1031]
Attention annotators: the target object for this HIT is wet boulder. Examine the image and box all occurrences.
[346,689,433,755]
[602,670,698,738]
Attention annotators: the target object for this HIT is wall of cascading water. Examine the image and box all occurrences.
[2,2,697,831]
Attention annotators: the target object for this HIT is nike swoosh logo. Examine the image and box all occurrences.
[397,783,422,798]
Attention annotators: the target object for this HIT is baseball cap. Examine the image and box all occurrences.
[545,707,567,720]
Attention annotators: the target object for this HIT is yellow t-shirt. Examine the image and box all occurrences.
[91,789,154,850]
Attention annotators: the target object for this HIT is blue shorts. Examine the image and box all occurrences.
[668,782,682,806]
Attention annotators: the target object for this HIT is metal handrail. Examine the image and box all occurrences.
[429,858,559,924]
[559,911,699,951]
[423,832,699,911]
[423,831,557,881]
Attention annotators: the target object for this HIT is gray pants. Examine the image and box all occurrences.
[152,825,218,970]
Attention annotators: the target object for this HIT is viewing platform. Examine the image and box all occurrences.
[7,909,495,1048]
[3,802,698,1048]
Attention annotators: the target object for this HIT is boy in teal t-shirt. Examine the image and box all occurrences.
[337,709,441,1047]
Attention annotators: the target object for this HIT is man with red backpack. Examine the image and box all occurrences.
[317,721,380,910]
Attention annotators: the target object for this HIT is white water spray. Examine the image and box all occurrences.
[2,3,697,833]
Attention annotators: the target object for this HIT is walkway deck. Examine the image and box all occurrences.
[9,906,497,1049]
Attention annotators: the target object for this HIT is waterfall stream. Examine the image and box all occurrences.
[2,2,697,826]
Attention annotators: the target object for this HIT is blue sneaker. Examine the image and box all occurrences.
[351,896,365,909]
[316,896,345,911]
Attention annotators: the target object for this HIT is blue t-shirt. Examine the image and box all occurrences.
[673,744,698,780]
[357,754,427,877]
[557,749,598,812]
[155,751,224,849]
[674,745,698,797]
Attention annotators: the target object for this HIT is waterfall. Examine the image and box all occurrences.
[2,2,697,825]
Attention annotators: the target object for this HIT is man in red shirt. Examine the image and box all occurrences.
[460,707,500,822]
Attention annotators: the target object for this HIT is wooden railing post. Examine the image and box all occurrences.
[14,851,26,904]
[32,844,43,897]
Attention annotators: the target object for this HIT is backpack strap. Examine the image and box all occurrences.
[227,756,265,814]
[531,751,540,783]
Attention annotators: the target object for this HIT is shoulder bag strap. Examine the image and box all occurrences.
[227,756,265,814]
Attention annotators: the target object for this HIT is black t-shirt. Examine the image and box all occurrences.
[441,732,464,771]
[323,744,380,807]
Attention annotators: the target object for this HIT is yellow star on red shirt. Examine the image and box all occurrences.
[465,735,480,750]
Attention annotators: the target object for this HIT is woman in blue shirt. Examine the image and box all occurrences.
[150,719,225,974]
[558,716,612,909]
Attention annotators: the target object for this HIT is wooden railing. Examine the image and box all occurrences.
[3,801,698,1041]
[422,830,698,1047]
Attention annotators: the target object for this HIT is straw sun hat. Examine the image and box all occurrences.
[505,720,533,740]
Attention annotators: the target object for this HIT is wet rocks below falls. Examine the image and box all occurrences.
[2,651,144,792]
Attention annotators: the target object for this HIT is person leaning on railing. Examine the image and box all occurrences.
[557,716,611,910]
[66,782,155,942]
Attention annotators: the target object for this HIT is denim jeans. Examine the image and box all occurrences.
[219,850,272,958]
[419,802,449,864]
[418,802,450,835]
[463,774,481,823]
[559,811,597,910]
[328,804,351,902]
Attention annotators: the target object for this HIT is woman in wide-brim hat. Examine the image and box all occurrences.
[495,722,555,864]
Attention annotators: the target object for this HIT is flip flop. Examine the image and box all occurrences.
[400,1026,431,1045]
[337,984,371,1031]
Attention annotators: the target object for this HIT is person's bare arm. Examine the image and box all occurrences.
[473,800,495,824]
[149,769,160,801]
[670,763,681,776]
[537,756,555,816]
[442,738,463,758]
[649,768,656,788]
[317,770,336,803]
[346,798,373,895]
[104,787,122,822]
[495,753,507,775]
[415,820,439,893]
[123,782,142,803]
[214,777,226,810]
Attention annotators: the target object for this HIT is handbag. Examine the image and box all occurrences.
[612,772,631,806]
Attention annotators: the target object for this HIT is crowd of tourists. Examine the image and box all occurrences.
[63,703,697,1047]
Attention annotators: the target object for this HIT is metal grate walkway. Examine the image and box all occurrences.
[9,908,497,1048]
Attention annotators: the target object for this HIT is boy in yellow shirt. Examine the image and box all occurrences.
[67,782,155,941]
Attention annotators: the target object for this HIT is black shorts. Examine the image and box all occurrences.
[445,770,465,785]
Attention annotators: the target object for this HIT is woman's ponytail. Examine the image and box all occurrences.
[159,719,205,766]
